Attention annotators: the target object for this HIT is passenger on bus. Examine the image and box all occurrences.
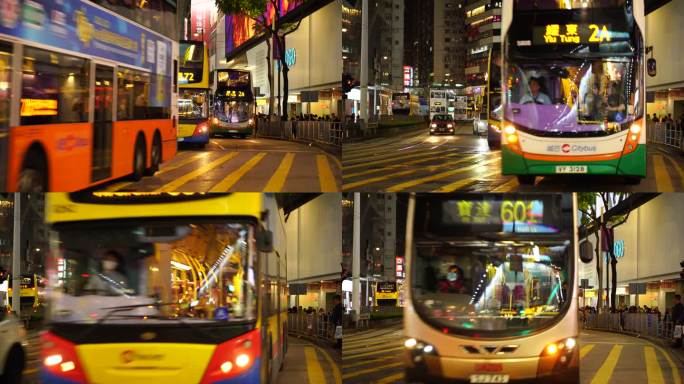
[582,82,604,120]
[437,265,467,294]
[520,77,552,105]
[605,82,626,121]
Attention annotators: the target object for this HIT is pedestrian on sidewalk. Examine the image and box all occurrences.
[331,294,344,349]
[672,294,683,347]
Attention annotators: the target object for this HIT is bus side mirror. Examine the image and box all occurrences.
[647,58,657,77]
[257,229,274,253]
[579,240,594,263]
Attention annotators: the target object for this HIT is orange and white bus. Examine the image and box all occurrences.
[0,0,179,192]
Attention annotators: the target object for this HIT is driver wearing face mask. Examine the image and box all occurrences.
[85,250,129,295]
[437,265,466,294]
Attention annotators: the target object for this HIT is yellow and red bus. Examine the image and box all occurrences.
[178,40,210,147]
[0,0,179,192]
[41,193,288,384]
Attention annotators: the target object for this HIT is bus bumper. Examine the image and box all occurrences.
[177,133,210,144]
[404,349,579,383]
[212,125,254,137]
[501,144,647,177]
[41,369,82,384]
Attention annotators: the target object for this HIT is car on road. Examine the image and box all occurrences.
[472,112,488,136]
[0,309,27,384]
[429,114,456,135]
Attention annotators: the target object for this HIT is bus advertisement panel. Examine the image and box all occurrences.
[404,193,579,384]
[41,193,287,384]
[0,0,178,192]
[500,1,646,184]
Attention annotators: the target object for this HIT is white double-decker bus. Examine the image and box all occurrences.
[404,193,579,384]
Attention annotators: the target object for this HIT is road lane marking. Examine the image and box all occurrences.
[433,170,500,192]
[209,153,267,192]
[154,152,239,191]
[667,155,684,189]
[374,372,404,384]
[263,153,295,192]
[317,155,339,192]
[343,144,462,169]
[590,344,623,384]
[316,346,342,384]
[304,346,327,384]
[342,357,388,369]
[580,344,595,359]
[386,157,500,192]
[653,155,674,192]
[157,152,208,176]
[644,346,665,384]
[654,344,682,384]
[343,345,405,359]
[104,182,133,192]
[342,135,452,161]
[342,362,404,380]
[491,177,520,192]
[343,153,481,179]
[343,338,402,351]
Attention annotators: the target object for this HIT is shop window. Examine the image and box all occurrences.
[21,46,90,126]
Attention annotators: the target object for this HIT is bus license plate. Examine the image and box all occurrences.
[555,165,588,174]
[470,374,510,383]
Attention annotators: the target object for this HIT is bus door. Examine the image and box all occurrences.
[91,64,114,182]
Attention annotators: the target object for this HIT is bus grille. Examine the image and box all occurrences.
[461,345,519,354]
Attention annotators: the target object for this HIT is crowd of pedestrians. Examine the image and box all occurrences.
[288,295,344,349]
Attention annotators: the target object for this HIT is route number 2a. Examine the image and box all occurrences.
[588,24,611,43]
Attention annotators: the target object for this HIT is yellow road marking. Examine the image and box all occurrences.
[317,155,339,192]
[669,155,684,189]
[492,177,520,192]
[264,153,295,192]
[580,344,595,359]
[590,344,623,384]
[387,157,500,192]
[644,346,665,384]
[344,152,480,179]
[653,155,674,192]
[654,344,682,384]
[374,372,405,384]
[154,152,238,191]
[433,170,500,192]
[304,346,326,384]
[209,153,266,192]
[343,338,402,350]
[343,143,460,169]
[157,152,208,176]
[342,345,405,359]
[328,153,343,171]
[316,346,342,384]
[342,361,404,380]
[104,182,133,192]
[342,357,388,369]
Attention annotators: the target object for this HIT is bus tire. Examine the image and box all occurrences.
[132,136,146,181]
[517,175,536,185]
[1,345,25,384]
[146,133,162,176]
[18,146,48,192]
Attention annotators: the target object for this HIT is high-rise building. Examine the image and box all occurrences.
[370,0,405,90]
[464,0,501,88]
[403,0,434,87]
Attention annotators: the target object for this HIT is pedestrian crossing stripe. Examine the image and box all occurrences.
[342,362,404,380]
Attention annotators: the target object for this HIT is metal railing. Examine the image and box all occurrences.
[647,121,684,151]
[256,120,343,148]
[288,312,337,342]
[582,311,675,340]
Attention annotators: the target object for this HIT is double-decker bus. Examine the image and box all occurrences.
[375,282,399,307]
[178,41,210,147]
[41,193,288,384]
[500,0,646,184]
[0,0,179,192]
[404,193,578,384]
[429,90,448,120]
[212,70,256,139]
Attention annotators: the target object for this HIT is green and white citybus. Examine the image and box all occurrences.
[404,193,579,383]
[500,0,646,184]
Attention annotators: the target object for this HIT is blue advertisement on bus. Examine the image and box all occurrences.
[0,0,171,75]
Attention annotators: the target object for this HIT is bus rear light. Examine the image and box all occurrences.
[194,123,209,136]
[200,329,260,384]
[41,332,87,383]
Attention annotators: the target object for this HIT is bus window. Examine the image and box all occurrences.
[0,42,11,131]
[21,47,90,126]
[179,89,208,120]
[117,68,152,120]
[52,221,257,323]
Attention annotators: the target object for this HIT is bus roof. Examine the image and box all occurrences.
[45,193,266,224]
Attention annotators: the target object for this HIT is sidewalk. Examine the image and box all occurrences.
[278,335,341,384]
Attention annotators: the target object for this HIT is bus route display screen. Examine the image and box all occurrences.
[532,23,616,45]
[377,282,397,293]
[441,199,559,233]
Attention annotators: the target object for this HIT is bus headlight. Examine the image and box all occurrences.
[504,125,517,135]
[213,117,219,125]
[404,337,438,363]
[404,338,417,348]
[630,123,641,134]
[542,337,576,356]
[248,118,254,125]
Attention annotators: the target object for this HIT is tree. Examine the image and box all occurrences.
[578,193,633,312]
[214,0,305,121]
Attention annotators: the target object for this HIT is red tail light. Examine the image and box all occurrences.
[41,332,87,383]
[194,122,209,136]
[200,329,261,384]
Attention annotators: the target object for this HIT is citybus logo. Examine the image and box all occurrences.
[547,144,598,153]
[562,144,571,153]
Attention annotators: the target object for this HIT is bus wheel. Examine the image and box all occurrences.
[146,134,162,176]
[517,175,536,185]
[1,346,25,384]
[132,137,146,181]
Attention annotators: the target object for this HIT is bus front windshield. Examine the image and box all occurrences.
[214,98,253,124]
[178,89,208,120]
[505,6,643,136]
[411,195,573,338]
[50,221,256,325]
